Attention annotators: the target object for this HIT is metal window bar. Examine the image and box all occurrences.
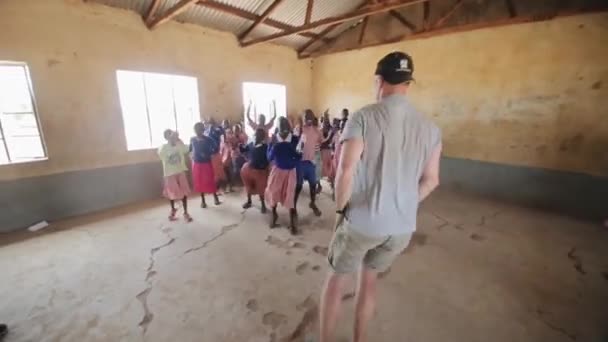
[0,118,10,162]
[22,64,47,159]
[141,73,154,148]
[170,76,179,136]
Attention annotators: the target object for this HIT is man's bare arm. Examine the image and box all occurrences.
[419,143,442,202]
[335,138,364,211]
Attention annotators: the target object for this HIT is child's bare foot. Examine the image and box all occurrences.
[184,213,193,222]
[168,209,177,221]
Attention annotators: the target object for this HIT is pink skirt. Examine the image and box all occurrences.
[192,161,217,194]
[241,162,269,195]
[211,153,226,182]
[264,166,297,209]
[321,149,333,178]
[163,172,191,200]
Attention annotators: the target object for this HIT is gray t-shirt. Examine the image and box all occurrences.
[341,94,441,237]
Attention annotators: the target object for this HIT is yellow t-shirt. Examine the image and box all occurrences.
[158,142,189,177]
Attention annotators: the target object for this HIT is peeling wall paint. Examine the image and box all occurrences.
[0,0,312,181]
[312,13,608,177]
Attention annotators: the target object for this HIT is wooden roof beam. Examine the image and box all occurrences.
[305,7,608,58]
[297,23,340,55]
[422,1,430,30]
[432,0,464,29]
[505,0,517,18]
[238,0,286,42]
[144,0,163,25]
[358,17,369,44]
[241,0,428,47]
[196,0,323,40]
[389,10,416,31]
[148,0,198,29]
[298,1,370,56]
[305,0,314,24]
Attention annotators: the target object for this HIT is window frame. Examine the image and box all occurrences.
[116,70,200,151]
[0,61,48,165]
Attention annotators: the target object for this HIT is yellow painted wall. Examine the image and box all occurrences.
[313,13,608,177]
[0,0,312,181]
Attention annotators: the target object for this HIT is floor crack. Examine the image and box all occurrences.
[136,225,176,336]
[536,308,577,341]
[182,210,246,256]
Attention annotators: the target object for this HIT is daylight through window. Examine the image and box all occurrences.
[0,62,46,165]
[116,70,200,150]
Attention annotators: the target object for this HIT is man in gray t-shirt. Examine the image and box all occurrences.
[319,52,442,342]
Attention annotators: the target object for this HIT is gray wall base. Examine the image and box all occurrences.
[1,158,605,232]
[441,157,607,221]
[0,162,163,232]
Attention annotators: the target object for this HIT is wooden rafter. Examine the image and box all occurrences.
[196,0,321,40]
[505,0,517,18]
[432,0,464,29]
[307,20,361,56]
[358,17,369,44]
[305,0,314,24]
[238,0,286,41]
[241,0,428,47]
[297,1,369,56]
[148,0,198,29]
[389,10,416,31]
[297,23,340,54]
[144,0,163,24]
[303,7,608,58]
[423,1,430,30]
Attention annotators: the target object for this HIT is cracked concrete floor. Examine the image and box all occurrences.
[1,189,607,342]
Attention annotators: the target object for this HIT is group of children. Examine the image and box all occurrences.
[157,104,349,235]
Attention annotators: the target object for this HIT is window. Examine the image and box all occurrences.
[242,82,287,137]
[116,70,200,150]
[0,62,46,165]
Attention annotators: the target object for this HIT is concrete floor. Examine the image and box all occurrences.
[1,188,607,342]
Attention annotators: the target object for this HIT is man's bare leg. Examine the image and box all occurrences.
[354,268,378,342]
[320,271,348,342]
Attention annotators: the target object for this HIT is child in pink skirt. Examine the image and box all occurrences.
[265,117,302,235]
[190,122,221,208]
[158,129,192,222]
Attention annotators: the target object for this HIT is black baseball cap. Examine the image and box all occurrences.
[375,51,414,85]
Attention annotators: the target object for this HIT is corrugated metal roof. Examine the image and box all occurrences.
[89,0,365,51]
[175,4,253,34]
[92,0,152,15]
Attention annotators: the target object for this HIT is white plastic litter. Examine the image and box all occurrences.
[27,220,49,232]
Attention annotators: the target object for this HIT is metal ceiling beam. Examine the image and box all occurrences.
[144,0,163,24]
[195,0,321,40]
[303,7,608,58]
[305,0,314,24]
[389,10,416,31]
[148,0,198,29]
[432,0,464,29]
[238,0,287,42]
[241,0,428,47]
